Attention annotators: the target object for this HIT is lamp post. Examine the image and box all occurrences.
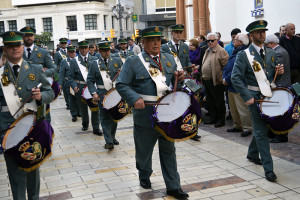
[112,0,131,38]
[66,26,70,39]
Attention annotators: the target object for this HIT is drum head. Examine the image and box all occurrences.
[3,113,35,149]
[261,89,294,116]
[46,77,53,86]
[82,86,92,99]
[156,91,191,122]
[103,89,122,109]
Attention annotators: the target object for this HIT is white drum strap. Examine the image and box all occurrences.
[138,53,170,98]
[168,46,183,71]
[97,60,113,91]
[245,49,272,97]
[75,56,88,82]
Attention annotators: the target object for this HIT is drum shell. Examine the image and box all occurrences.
[259,87,300,134]
[4,120,54,172]
[81,86,99,112]
[153,91,202,142]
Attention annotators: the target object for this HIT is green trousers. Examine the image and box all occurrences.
[100,105,117,144]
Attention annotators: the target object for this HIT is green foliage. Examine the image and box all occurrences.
[35,32,53,45]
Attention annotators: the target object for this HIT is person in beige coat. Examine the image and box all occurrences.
[202,32,229,127]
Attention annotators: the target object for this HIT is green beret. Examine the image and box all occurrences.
[140,26,164,38]
[97,41,112,49]
[78,40,89,47]
[170,24,185,31]
[118,38,127,44]
[20,26,36,35]
[59,38,68,43]
[0,31,24,45]
[67,45,76,51]
[246,20,268,33]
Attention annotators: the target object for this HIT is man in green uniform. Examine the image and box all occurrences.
[59,45,80,121]
[116,26,188,199]
[54,38,68,69]
[116,38,134,62]
[68,40,102,135]
[0,31,54,200]
[231,20,284,182]
[87,41,123,149]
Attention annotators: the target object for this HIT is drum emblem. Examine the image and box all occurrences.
[252,60,261,72]
[19,141,42,161]
[1,74,10,86]
[118,101,129,114]
[181,113,197,132]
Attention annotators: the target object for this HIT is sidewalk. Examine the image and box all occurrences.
[0,98,300,200]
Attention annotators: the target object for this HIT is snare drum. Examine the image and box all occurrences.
[259,87,300,134]
[153,90,202,142]
[2,112,54,171]
[47,77,61,101]
[81,86,99,111]
[102,88,132,122]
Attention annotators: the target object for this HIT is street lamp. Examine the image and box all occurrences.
[66,26,70,39]
[112,0,131,38]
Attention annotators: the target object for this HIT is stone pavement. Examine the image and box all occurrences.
[1,97,300,200]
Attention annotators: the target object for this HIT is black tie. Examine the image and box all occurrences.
[260,48,265,60]
[104,59,108,66]
[153,56,159,63]
[175,44,179,52]
[13,65,20,77]
[84,57,87,64]
[124,51,126,57]
[27,48,31,59]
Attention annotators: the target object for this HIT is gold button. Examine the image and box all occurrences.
[142,76,144,79]
[19,98,22,101]
[18,87,21,90]
[267,72,269,74]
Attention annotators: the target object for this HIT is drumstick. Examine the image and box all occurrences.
[273,67,279,83]
[112,69,121,83]
[12,83,42,118]
[144,103,169,106]
[0,126,15,134]
[173,72,178,92]
[254,100,279,103]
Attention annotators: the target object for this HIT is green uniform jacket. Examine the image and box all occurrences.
[231,44,277,102]
[54,49,67,68]
[0,60,55,130]
[161,40,192,67]
[58,57,71,86]
[116,51,178,128]
[112,50,134,60]
[68,54,97,89]
[23,44,57,77]
[87,55,123,101]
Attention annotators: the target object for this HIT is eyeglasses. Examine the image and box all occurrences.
[207,40,216,43]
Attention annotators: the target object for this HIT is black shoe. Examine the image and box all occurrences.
[78,114,81,117]
[214,121,225,128]
[247,156,262,165]
[113,139,119,145]
[166,188,189,199]
[140,178,151,189]
[265,171,277,182]
[226,114,232,120]
[241,130,252,137]
[82,126,88,131]
[227,127,242,132]
[93,129,103,136]
[270,137,288,143]
[66,106,70,110]
[190,134,201,141]
[72,116,77,122]
[104,143,114,150]
[204,120,217,125]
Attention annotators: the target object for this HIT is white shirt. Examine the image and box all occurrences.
[24,44,34,58]
[80,54,88,62]
[252,43,265,55]
[8,59,23,73]
[171,40,180,51]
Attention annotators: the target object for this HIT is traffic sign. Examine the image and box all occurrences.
[132,14,138,22]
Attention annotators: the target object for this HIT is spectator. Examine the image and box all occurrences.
[128,38,141,55]
[110,42,119,53]
[198,36,208,69]
[223,33,252,137]
[279,25,286,37]
[225,28,242,56]
[202,32,229,127]
[189,38,201,66]
[89,44,97,56]
[280,23,300,83]
[198,35,206,44]
[216,32,224,48]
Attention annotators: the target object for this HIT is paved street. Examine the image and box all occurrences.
[1,97,300,200]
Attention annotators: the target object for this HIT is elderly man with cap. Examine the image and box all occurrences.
[54,38,68,69]
[116,26,188,199]
[87,41,123,150]
[0,31,54,200]
[59,45,81,121]
[231,20,284,182]
[117,38,134,63]
[68,40,101,135]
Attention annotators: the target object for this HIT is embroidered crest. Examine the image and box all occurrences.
[271,56,274,62]
[155,27,159,32]
[167,62,171,67]
[28,74,35,81]
[181,114,198,132]
[20,141,42,161]
[118,101,129,114]
[26,26,31,30]
[183,49,186,54]
[37,53,42,58]
[260,20,264,25]
[10,32,16,37]
[1,74,10,86]
[24,65,29,70]
[178,24,182,28]
[149,67,159,77]
[114,63,118,68]
[252,60,261,72]
[105,43,108,46]
[145,57,149,61]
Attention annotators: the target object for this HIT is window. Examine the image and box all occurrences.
[8,20,17,31]
[85,14,97,30]
[155,0,176,12]
[26,19,35,29]
[67,16,77,31]
[43,17,53,32]
[0,21,5,34]
[103,15,107,30]
[112,16,115,29]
